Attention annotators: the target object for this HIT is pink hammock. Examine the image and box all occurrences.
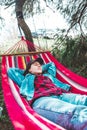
[1,38,87,130]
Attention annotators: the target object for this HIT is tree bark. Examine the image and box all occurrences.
[15,0,35,51]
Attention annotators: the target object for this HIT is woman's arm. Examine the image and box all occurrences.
[42,62,56,77]
[7,68,24,87]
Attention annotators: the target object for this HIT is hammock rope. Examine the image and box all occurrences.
[0,36,47,57]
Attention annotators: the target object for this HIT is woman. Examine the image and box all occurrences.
[7,58,87,129]
[7,57,87,106]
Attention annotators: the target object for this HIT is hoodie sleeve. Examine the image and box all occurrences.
[7,67,24,87]
[42,62,56,77]
[20,74,35,101]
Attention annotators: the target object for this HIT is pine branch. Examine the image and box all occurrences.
[5,0,16,9]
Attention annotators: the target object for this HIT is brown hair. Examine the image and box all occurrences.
[23,58,44,76]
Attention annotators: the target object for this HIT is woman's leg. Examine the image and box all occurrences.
[33,107,61,123]
[32,97,87,130]
[58,93,87,106]
[32,97,75,129]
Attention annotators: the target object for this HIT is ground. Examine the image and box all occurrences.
[0,89,14,130]
[0,103,14,130]
[0,63,14,130]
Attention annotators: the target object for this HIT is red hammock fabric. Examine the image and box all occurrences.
[2,53,66,130]
[1,37,87,130]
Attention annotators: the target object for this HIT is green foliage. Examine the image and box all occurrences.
[0,114,8,122]
[51,32,87,78]
[0,58,1,63]
[0,0,45,18]
[1,0,87,34]
[0,16,5,30]
[45,0,87,35]
[0,91,9,122]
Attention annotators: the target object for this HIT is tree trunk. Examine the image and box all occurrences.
[15,0,35,51]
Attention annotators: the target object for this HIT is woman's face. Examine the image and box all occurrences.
[29,62,42,74]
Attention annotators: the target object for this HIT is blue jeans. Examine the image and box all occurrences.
[32,96,87,130]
